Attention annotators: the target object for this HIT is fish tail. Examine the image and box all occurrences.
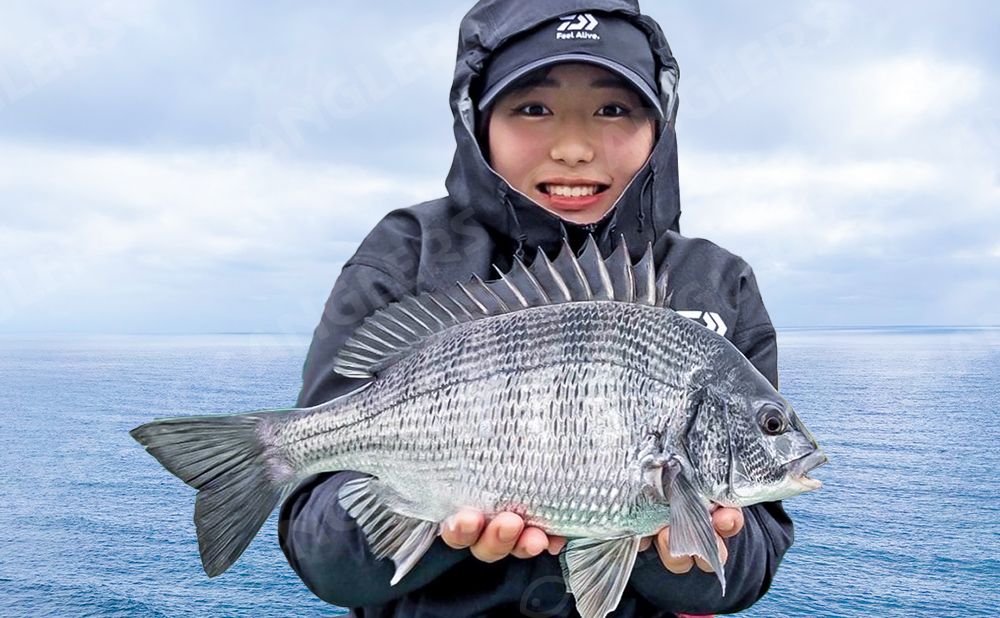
[130,409,298,577]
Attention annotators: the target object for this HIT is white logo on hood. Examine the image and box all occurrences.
[557,13,600,40]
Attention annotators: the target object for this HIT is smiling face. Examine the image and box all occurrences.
[486,63,657,225]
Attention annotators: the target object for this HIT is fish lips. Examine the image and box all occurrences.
[786,450,828,491]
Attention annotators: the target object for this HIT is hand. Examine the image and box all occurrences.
[638,506,744,574]
[440,509,567,563]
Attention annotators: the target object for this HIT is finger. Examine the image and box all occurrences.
[712,507,744,539]
[441,509,485,549]
[638,536,653,552]
[693,535,728,572]
[470,512,524,563]
[546,535,567,556]
[511,526,549,559]
[655,528,694,574]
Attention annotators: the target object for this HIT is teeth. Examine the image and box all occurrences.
[546,184,599,197]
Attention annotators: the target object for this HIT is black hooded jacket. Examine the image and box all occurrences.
[279,1,792,616]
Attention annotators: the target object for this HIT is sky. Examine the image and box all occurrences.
[0,0,997,334]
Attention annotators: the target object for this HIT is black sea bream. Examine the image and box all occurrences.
[131,238,826,618]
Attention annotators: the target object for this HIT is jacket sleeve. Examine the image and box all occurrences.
[278,261,468,607]
[627,265,795,614]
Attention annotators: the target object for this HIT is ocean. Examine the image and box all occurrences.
[1,329,997,617]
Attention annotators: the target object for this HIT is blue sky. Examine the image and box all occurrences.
[1,0,997,333]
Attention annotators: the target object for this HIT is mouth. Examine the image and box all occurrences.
[787,450,828,491]
[536,181,611,211]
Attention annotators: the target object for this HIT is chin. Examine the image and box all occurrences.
[543,201,614,226]
[557,211,604,225]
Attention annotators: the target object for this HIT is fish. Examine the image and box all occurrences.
[131,237,826,618]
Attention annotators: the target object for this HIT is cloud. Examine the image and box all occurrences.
[678,144,999,327]
[681,152,942,248]
[0,0,159,110]
[812,56,985,143]
[0,140,445,332]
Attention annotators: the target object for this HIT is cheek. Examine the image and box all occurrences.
[489,121,546,186]
[598,121,655,175]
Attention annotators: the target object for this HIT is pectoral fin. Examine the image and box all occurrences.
[338,477,438,586]
[665,458,726,594]
[559,536,641,618]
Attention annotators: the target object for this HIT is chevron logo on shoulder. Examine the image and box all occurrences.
[557,13,600,40]
[677,310,729,337]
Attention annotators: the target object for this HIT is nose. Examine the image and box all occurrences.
[549,120,595,166]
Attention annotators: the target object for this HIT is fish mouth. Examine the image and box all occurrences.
[787,450,827,491]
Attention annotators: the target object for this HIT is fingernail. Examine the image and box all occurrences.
[444,516,458,534]
[720,518,736,532]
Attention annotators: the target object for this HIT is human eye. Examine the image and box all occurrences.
[512,102,551,117]
[596,103,632,118]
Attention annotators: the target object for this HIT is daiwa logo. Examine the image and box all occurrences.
[678,311,728,337]
[557,13,600,40]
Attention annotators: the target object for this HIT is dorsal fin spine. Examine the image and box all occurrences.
[344,337,382,356]
[412,298,446,329]
[427,294,459,322]
[562,239,593,300]
[394,303,431,335]
[456,281,489,314]
[582,236,614,300]
[368,317,411,346]
[380,311,419,338]
[356,328,401,351]
[493,265,530,308]
[443,292,475,319]
[637,244,656,305]
[655,267,670,307]
[514,257,550,304]
[596,253,614,300]
[472,274,511,313]
[538,251,572,302]
[616,238,635,304]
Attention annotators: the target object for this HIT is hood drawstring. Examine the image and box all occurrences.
[602,208,619,250]
[637,171,655,237]
[501,191,528,261]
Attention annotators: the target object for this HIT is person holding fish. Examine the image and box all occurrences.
[277,1,801,616]
[131,1,824,617]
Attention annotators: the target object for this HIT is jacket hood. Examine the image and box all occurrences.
[445,0,682,260]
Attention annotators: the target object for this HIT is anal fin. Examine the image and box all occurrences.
[666,458,726,594]
[338,477,438,585]
[559,536,641,618]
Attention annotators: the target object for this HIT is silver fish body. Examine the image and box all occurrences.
[280,301,717,538]
[132,238,825,618]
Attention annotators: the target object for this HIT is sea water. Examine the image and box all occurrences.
[1,329,997,617]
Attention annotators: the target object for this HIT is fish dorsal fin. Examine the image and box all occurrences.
[333,236,670,378]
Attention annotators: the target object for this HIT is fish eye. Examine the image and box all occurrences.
[758,405,787,435]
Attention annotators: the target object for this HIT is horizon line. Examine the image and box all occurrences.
[1,324,999,338]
